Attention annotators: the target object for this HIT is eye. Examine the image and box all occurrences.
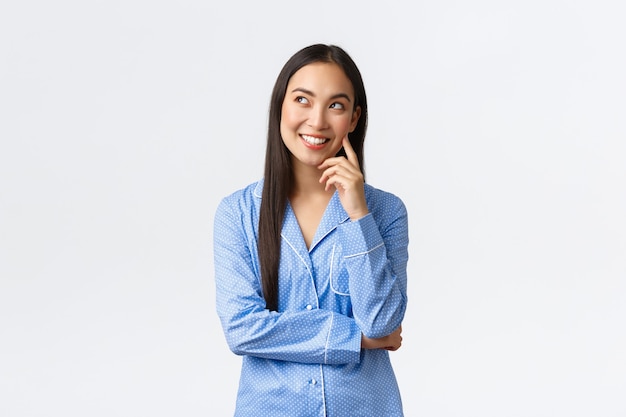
[329,102,345,110]
[296,96,309,104]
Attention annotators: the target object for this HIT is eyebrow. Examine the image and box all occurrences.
[291,87,352,102]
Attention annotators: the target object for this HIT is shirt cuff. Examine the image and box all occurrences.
[324,313,362,364]
[338,213,384,257]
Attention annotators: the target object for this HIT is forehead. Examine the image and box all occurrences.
[286,62,354,98]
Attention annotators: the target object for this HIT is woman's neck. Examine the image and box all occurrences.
[290,163,334,199]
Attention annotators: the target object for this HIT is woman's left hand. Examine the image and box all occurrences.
[318,136,369,221]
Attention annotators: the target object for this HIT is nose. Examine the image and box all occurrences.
[307,105,328,130]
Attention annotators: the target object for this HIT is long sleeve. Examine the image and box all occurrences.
[213,193,362,365]
[338,193,409,338]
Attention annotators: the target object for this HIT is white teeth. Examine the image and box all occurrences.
[301,134,328,145]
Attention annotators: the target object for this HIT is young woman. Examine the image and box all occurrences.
[214,44,409,416]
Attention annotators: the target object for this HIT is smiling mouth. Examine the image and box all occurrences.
[301,134,330,145]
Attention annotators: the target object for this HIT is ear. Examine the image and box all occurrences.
[349,106,361,132]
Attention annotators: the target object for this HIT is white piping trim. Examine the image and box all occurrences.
[281,233,320,308]
[343,242,385,258]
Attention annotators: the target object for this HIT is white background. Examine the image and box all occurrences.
[1,1,625,416]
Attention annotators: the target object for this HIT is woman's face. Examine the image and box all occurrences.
[280,62,361,170]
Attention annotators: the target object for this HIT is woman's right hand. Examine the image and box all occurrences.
[361,325,402,351]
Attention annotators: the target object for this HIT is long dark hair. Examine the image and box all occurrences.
[258,44,369,311]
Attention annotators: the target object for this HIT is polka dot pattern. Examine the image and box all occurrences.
[213,179,409,416]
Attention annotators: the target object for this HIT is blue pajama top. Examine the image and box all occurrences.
[213,179,409,416]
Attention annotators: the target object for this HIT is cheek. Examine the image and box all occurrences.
[333,115,352,134]
[280,107,303,145]
[281,102,303,129]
